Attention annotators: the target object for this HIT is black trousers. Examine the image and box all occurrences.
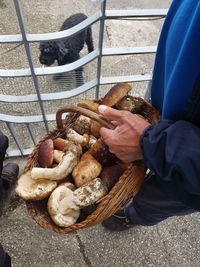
[0,131,8,195]
[0,244,11,267]
[0,131,11,267]
[125,173,196,226]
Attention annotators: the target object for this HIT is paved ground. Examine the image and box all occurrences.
[0,0,200,267]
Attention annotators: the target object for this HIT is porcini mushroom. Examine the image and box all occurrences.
[66,128,90,147]
[38,139,54,168]
[31,143,82,181]
[66,128,97,148]
[101,83,132,107]
[53,137,72,151]
[116,95,161,124]
[72,152,102,187]
[15,171,57,200]
[100,164,126,191]
[48,182,80,227]
[48,178,108,227]
[89,138,118,166]
[73,115,91,135]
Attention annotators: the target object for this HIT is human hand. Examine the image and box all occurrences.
[98,105,150,163]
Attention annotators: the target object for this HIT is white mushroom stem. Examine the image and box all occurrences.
[88,135,97,147]
[66,128,90,146]
[73,178,108,207]
[31,143,81,181]
[53,149,64,163]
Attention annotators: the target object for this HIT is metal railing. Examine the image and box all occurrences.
[0,0,167,157]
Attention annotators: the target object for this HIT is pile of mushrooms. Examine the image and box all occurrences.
[16,82,157,228]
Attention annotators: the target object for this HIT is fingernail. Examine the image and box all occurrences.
[98,105,107,114]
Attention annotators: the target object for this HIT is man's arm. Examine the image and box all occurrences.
[141,119,200,210]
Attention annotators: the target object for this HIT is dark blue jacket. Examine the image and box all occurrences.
[141,0,200,210]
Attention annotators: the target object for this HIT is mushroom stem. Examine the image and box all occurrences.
[73,178,108,207]
[53,150,65,163]
[66,128,90,146]
[31,143,82,181]
[66,128,97,148]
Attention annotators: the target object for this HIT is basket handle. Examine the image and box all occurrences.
[56,106,115,130]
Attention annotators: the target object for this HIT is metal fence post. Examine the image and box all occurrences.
[13,0,49,132]
[95,0,107,98]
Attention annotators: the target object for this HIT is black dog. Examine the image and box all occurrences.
[39,13,94,87]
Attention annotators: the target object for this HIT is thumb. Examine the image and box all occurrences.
[98,105,124,123]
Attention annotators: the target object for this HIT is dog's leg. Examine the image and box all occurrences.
[86,27,94,53]
[53,60,66,81]
[53,73,65,80]
[75,67,84,87]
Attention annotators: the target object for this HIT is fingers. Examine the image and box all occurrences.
[98,105,124,124]
[111,120,121,127]
[99,127,113,143]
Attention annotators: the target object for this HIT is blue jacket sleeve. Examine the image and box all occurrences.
[140,120,200,210]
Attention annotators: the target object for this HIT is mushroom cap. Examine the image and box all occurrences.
[89,139,117,166]
[47,182,80,227]
[100,164,125,191]
[53,138,71,151]
[15,171,57,200]
[102,83,132,107]
[73,115,91,135]
[72,153,102,187]
[38,139,54,168]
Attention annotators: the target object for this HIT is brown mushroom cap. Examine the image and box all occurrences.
[102,83,132,107]
[116,95,161,124]
[72,152,102,187]
[100,164,126,191]
[73,115,91,135]
[38,139,54,168]
[53,138,72,151]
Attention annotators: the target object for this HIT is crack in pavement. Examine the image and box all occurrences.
[76,233,93,267]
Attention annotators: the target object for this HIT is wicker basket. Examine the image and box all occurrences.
[24,104,157,234]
